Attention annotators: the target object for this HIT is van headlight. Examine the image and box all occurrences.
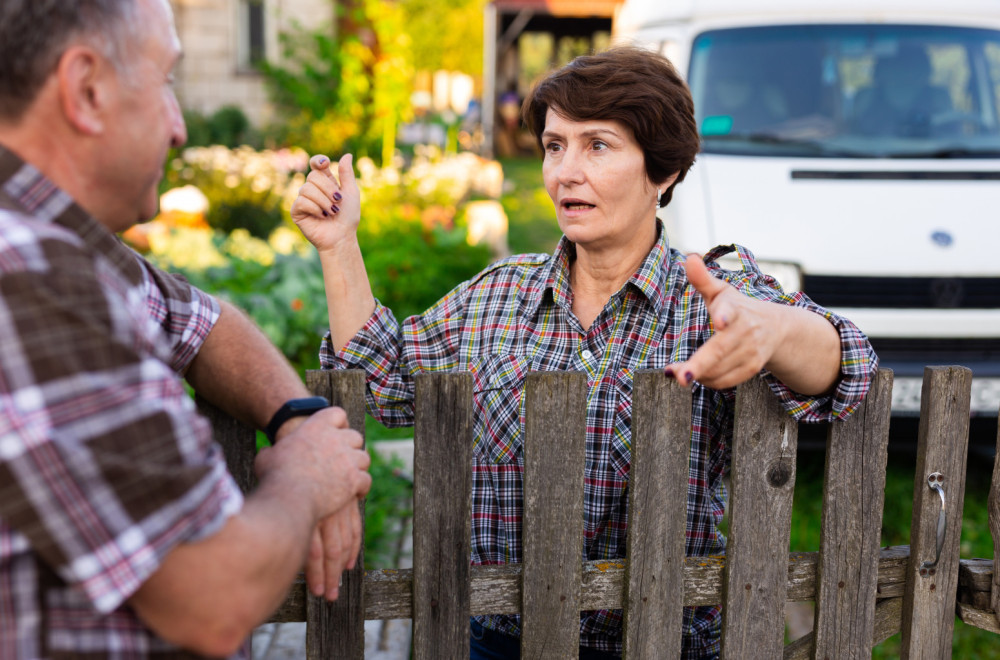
[758,261,803,293]
[716,257,803,293]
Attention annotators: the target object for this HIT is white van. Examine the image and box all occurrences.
[613,0,1000,415]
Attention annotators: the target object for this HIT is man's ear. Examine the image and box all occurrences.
[56,45,113,136]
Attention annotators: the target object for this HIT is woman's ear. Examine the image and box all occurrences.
[658,171,680,192]
[56,45,112,136]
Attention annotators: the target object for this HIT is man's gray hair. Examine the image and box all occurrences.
[0,0,142,121]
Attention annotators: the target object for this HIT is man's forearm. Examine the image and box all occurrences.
[128,410,370,657]
[128,478,323,656]
[184,299,310,430]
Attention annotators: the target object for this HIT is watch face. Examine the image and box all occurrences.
[290,397,329,412]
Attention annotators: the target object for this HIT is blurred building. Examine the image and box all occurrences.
[483,0,624,156]
[168,0,335,125]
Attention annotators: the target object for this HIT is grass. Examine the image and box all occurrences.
[497,156,561,256]
[791,440,999,658]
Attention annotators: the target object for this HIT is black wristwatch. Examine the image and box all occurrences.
[264,396,330,443]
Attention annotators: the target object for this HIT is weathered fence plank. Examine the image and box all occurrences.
[813,368,893,659]
[990,402,1000,629]
[623,371,692,658]
[412,373,473,660]
[305,370,367,660]
[901,366,972,659]
[197,396,256,493]
[783,596,904,660]
[722,375,798,657]
[956,555,1000,633]
[521,372,587,659]
[266,546,911,622]
[196,397,258,657]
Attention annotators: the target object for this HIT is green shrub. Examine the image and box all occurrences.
[210,200,284,240]
[258,0,412,163]
[183,106,256,149]
[363,449,413,569]
[162,145,308,239]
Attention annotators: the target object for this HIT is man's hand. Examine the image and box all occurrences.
[305,504,363,600]
[255,407,371,523]
[665,253,840,394]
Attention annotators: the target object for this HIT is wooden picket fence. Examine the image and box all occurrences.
[200,366,1000,658]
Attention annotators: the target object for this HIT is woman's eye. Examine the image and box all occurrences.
[544,142,562,153]
[592,141,608,151]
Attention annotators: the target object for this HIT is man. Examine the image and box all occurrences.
[0,0,371,657]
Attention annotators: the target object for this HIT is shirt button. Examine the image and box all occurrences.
[581,349,593,360]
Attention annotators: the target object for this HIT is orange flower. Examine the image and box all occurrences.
[290,298,304,312]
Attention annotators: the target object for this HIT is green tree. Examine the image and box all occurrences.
[400,0,486,76]
[259,0,412,164]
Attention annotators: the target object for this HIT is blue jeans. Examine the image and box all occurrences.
[470,619,621,660]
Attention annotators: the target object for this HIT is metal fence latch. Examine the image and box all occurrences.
[920,472,946,573]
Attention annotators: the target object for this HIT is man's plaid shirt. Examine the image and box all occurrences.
[322,226,876,656]
[0,147,244,659]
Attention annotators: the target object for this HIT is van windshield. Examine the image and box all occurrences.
[690,25,1000,158]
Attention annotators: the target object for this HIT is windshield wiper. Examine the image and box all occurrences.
[703,133,871,157]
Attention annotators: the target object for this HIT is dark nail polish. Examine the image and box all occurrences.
[664,368,675,378]
[684,371,694,385]
[322,210,329,217]
[332,205,340,214]
[333,191,342,201]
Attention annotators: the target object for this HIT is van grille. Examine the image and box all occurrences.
[865,338,1000,376]
[801,275,1000,309]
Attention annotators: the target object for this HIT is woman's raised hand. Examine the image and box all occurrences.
[665,254,840,395]
[291,154,362,254]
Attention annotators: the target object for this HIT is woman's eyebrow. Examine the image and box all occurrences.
[541,127,622,140]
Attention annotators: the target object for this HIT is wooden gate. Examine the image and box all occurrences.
[201,366,999,658]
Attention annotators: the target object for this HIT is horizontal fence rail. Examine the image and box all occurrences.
[197,366,999,659]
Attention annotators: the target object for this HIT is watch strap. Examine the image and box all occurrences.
[264,396,330,443]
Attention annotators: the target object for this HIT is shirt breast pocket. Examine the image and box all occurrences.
[609,368,634,479]
[470,354,530,465]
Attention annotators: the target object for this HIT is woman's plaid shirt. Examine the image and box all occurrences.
[322,227,876,655]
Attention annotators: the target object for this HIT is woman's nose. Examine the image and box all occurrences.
[556,148,585,185]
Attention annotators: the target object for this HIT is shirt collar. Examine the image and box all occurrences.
[526,220,673,319]
[626,220,671,317]
[0,144,143,284]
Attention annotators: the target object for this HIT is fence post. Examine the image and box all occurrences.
[900,366,972,659]
[412,373,473,659]
[197,395,257,494]
[623,370,691,658]
[305,370,367,660]
[811,367,893,658]
[722,374,798,658]
[521,372,587,659]
[992,401,1000,629]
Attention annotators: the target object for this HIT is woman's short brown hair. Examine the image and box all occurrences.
[522,46,700,207]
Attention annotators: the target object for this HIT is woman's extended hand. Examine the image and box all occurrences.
[291,154,362,254]
[665,254,841,394]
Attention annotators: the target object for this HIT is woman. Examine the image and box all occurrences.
[292,47,876,659]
